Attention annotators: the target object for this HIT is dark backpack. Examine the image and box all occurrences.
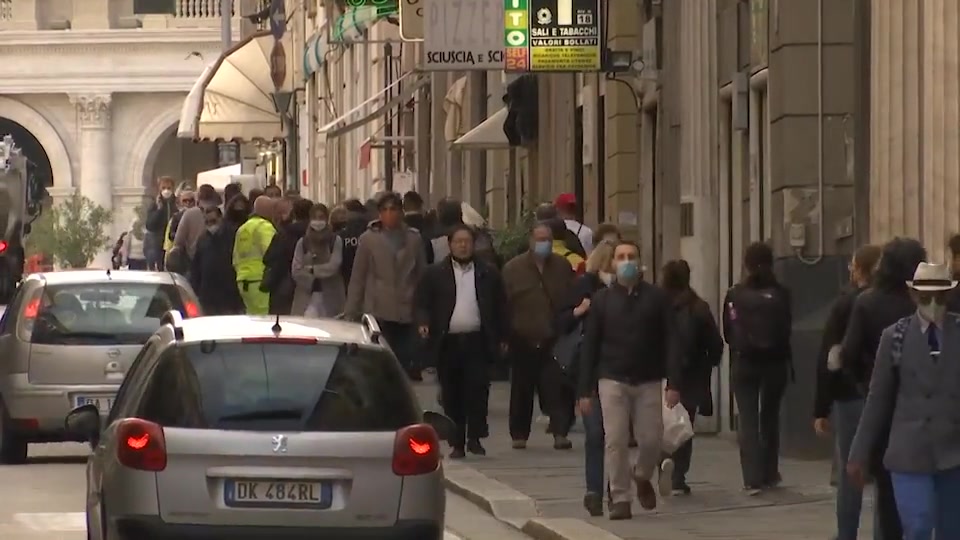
[729,286,787,357]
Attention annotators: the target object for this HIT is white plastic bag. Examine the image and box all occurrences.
[662,402,695,454]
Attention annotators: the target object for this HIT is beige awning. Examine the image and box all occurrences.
[318,72,428,140]
[177,31,293,142]
[451,108,510,150]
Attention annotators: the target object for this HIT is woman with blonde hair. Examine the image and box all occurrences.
[556,238,617,516]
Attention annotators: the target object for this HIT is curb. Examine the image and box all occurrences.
[443,461,625,540]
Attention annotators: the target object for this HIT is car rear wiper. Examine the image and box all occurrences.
[217,408,304,422]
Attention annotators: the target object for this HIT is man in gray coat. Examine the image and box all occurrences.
[847,262,960,540]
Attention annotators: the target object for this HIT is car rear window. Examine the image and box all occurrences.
[140,342,421,432]
[27,283,186,345]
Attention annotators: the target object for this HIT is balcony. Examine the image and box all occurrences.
[0,0,254,31]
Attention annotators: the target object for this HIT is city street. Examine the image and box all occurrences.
[414,378,875,540]
[0,444,533,540]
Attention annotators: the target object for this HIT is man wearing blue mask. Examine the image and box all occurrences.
[578,240,682,519]
[502,222,577,450]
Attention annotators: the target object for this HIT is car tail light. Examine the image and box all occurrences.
[0,240,8,254]
[22,298,40,319]
[392,424,440,476]
[183,301,200,318]
[241,337,318,345]
[116,418,167,472]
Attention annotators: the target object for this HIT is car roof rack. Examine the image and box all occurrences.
[360,313,381,344]
[160,309,185,340]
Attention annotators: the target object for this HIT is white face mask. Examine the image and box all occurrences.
[919,301,946,323]
[310,220,327,231]
[160,189,173,199]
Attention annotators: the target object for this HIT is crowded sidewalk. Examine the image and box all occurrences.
[415,379,876,540]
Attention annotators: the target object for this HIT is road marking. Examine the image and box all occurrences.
[13,512,86,531]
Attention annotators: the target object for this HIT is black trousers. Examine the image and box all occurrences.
[437,332,490,448]
[873,463,904,539]
[381,321,418,372]
[732,359,788,487]
[671,403,698,484]
[508,340,572,440]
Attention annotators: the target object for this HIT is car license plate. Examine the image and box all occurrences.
[74,395,114,414]
[223,479,332,509]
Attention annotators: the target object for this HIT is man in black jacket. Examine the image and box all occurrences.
[145,176,177,269]
[262,198,312,314]
[578,240,681,519]
[812,244,882,540]
[414,224,507,458]
[839,237,924,540]
[338,198,369,287]
[189,207,244,315]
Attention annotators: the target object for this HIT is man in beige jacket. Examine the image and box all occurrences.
[345,192,428,380]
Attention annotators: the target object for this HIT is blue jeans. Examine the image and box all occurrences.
[582,396,604,494]
[891,465,960,540]
[833,399,871,540]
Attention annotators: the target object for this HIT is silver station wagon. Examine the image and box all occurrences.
[65,312,452,540]
[0,270,200,463]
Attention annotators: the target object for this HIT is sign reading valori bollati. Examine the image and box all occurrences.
[423,0,504,70]
[506,0,601,72]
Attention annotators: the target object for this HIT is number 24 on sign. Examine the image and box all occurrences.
[506,48,528,71]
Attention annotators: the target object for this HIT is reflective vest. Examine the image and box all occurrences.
[233,216,276,282]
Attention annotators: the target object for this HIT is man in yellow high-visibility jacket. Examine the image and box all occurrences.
[233,196,276,315]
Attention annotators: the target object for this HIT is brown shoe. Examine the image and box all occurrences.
[511,439,527,449]
[636,478,657,510]
[608,501,632,520]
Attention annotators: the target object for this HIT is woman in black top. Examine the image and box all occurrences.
[660,260,724,494]
[557,239,617,517]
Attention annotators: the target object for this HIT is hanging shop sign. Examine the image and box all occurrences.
[505,0,601,72]
[423,0,504,70]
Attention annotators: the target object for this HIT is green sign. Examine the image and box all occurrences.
[504,0,530,71]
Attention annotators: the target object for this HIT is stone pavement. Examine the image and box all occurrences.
[415,379,876,540]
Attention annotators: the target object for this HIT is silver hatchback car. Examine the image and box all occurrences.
[65,312,451,540]
[0,270,201,463]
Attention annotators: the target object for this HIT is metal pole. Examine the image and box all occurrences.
[287,103,300,194]
[221,0,233,49]
[384,42,395,192]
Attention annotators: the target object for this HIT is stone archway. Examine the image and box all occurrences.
[0,96,74,189]
[125,104,183,190]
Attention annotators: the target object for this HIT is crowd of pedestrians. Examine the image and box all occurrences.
[113,176,960,538]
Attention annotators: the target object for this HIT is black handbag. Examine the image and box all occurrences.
[552,321,583,377]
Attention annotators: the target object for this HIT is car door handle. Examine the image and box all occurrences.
[104,361,122,373]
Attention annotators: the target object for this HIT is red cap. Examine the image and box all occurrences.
[554,193,577,208]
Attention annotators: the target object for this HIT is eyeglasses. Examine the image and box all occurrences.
[181,199,196,205]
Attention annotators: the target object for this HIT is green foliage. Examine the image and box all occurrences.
[492,210,535,260]
[25,192,113,269]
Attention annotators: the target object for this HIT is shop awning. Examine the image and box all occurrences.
[452,108,510,150]
[303,24,327,80]
[177,31,292,142]
[318,72,428,140]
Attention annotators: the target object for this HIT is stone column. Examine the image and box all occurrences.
[868,0,960,262]
[679,0,719,312]
[70,94,115,267]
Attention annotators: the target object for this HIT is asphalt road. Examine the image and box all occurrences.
[0,442,532,540]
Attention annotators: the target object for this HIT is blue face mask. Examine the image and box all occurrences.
[533,240,553,257]
[616,260,640,281]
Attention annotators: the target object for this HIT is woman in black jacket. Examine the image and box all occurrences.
[839,237,925,540]
[660,260,723,495]
[558,239,617,517]
[812,243,882,540]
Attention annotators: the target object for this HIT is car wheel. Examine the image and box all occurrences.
[0,401,28,464]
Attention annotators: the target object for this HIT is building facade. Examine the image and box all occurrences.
[0,0,231,261]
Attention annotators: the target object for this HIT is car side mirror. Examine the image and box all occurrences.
[423,410,456,442]
[64,404,101,444]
